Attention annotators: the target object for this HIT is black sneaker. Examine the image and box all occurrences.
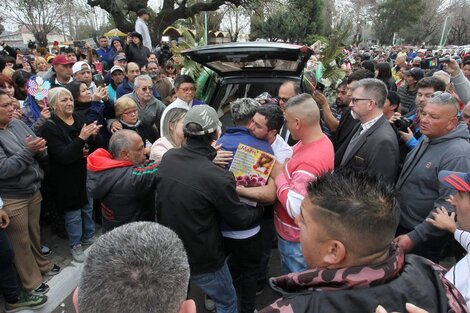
[45,264,61,276]
[5,293,48,312]
[31,283,49,295]
[256,279,266,296]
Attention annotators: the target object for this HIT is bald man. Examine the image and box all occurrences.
[392,55,406,81]
[269,94,334,274]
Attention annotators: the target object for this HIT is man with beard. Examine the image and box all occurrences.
[335,78,399,184]
[331,69,374,153]
[312,79,349,136]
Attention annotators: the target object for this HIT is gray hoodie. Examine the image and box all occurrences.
[396,122,470,244]
[451,70,470,105]
[0,119,45,198]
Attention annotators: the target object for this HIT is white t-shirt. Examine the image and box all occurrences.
[445,229,470,308]
[271,134,293,164]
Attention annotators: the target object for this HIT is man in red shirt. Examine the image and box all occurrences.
[272,94,335,273]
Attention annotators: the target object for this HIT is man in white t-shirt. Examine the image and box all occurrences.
[135,8,152,50]
[247,103,293,293]
[250,104,292,163]
[427,170,470,308]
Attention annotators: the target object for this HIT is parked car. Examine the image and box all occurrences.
[182,42,312,126]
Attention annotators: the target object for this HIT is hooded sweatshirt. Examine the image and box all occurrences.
[86,148,159,232]
[397,122,470,245]
[125,38,150,69]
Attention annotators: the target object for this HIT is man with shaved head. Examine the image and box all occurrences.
[395,92,470,262]
[269,93,334,273]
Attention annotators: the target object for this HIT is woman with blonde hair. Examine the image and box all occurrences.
[39,87,101,262]
[115,96,158,155]
[33,57,49,78]
[150,107,186,162]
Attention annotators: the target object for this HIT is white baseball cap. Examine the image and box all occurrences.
[72,61,91,74]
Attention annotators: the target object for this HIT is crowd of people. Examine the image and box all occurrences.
[1,11,470,312]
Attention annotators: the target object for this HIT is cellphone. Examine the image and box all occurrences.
[93,74,104,87]
[316,82,325,92]
[438,56,462,64]
[420,57,438,70]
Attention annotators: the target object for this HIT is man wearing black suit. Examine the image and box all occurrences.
[332,69,375,151]
[335,78,399,184]
[278,81,300,146]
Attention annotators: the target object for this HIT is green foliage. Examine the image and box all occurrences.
[319,25,349,87]
[373,0,425,45]
[252,0,324,42]
[304,34,327,46]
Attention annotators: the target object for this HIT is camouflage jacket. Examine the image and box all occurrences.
[261,245,468,313]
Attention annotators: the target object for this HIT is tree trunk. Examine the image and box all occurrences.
[35,31,48,48]
[88,0,246,46]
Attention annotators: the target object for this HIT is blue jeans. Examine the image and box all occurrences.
[191,262,237,313]
[64,203,95,247]
[0,230,21,302]
[278,236,307,274]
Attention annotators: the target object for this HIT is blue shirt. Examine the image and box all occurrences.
[405,113,423,150]
[217,126,274,237]
[217,126,274,170]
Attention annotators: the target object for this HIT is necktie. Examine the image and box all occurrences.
[340,125,363,166]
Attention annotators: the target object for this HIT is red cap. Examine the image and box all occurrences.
[52,55,74,66]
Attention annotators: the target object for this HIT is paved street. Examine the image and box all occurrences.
[1,222,283,313]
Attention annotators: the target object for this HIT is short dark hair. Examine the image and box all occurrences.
[347,69,375,84]
[361,60,375,75]
[174,75,195,88]
[387,91,400,110]
[147,52,156,58]
[306,168,399,256]
[65,47,75,54]
[416,76,446,92]
[11,70,32,89]
[256,104,284,133]
[337,78,348,88]
[137,8,149,16]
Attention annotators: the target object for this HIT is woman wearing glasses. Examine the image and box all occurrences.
[115,96,159,156]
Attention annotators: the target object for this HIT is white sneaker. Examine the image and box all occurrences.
[71,244,85,263]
